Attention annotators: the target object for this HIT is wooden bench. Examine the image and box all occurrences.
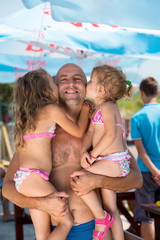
[117,190,140,236]
[124,230,144,240]
[14,205,32,240]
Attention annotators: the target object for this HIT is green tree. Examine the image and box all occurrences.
[118,90,160,118]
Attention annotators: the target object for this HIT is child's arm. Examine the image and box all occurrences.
[49,103,90,138]
[81,123,94,153]
[90,103,116,158]
[134,139,160,177]
[80,123,94,169]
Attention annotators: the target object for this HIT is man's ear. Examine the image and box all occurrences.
[140,90,147,103]
[140,90,144,97]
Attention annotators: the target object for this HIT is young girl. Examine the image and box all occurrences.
[13,68,92,240]
[71,65,132,240]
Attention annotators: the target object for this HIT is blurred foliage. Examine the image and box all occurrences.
[118,90,160,118]
[0,83,14,122]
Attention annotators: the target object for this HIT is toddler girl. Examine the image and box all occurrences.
[71,64,132,240]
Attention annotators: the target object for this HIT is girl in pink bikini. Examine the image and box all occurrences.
[13,69,92,240]
[71,65,132,240]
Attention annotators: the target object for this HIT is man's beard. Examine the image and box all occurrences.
[59,96,82,107]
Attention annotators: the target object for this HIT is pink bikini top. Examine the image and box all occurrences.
[23,124,56,139]
[92,107,128,149]
[92,108,104,125]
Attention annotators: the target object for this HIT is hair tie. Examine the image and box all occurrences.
[83,99,94,114]
[126,80,132,85]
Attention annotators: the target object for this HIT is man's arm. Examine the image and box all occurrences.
[2,152,70,216]
[70,150,143,195]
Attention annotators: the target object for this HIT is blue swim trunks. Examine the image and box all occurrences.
[51,220,95,240]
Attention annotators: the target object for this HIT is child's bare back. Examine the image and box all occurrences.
[91,102,124,156]
[19,104,57,173]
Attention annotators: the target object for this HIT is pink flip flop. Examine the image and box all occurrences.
[93,211,114,240]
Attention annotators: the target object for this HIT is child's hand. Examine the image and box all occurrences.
[81,152,91,169]
[88,156,96,165]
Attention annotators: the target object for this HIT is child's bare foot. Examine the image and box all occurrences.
[93,211,114,240]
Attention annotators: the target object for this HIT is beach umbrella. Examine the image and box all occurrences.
[0,2,159,83]
[0,3,145,83]
[22,0,160,30]
[1,3,160,59]
[0,34,142,83]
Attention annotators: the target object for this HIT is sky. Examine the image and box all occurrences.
[0,0,160,85]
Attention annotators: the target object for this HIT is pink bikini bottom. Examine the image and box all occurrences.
[96,150,131,177]
[14,167,49,192]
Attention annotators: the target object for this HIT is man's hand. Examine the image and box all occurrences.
[70,170,96,196]
[38,191,70,217]
[152,171,160,186]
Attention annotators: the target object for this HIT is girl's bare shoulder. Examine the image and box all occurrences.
[44,103,66,121]
[101,101,115,112]
[44,103,61,113]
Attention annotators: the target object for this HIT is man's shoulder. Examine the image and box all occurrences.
[131,103,160,126]
[131,108,144,120]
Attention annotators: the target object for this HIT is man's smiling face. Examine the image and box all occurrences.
[56,63,87,106]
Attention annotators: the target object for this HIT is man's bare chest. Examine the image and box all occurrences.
[51,130,83,168]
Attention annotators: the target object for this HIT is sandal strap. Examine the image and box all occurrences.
[93,230,104,239]
[93,212,115,240]
[95,212,110,225]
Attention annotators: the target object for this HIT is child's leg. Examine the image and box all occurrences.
[30,209,51,240]
[18,172,56,197]
[48,211,73,240]
[18,173,73,240]
[81,191,114,240]
[101,188,124,240]
[86,159,121,177]
[30,209,73,240]
[81,190,105,219]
